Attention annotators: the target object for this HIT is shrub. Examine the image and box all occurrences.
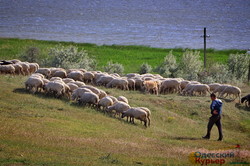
[156,50,178,77]
[48,45,96,70]
[139,63,152,74]
[103,61,124,75]
[19,46,40,63]
[228,53,250,81]
[199,63,230,84]
[177,50,203,80]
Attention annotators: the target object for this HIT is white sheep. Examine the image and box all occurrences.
[35,68,51,78]
[25,77,44,93]
[127,78,136,91]
[97,96,114,112]
[107,95,118,103]
[53,70,67,78]
[107,101,131,118]
[213,84,231,96]
[188,84,211,96]
[96,75,114,86]
[13,64,24,75]
[67,82,79,92]
[62,78,75,84]
[44,81,69,98]
[0,65,15,74]
[73,81,85,87]
[117,96,129,104]
[106,78,129,90]
[220,86,241,102]
[99,89,107,99]
[50,77,63,82]
[160,79,181,94]
[208,83,221,92]
[80,85,101,96]
[17,62,30,75]
[138,107,151,126]
[71,88,92,101]
[180,80,191,90]
[78,92,99,107]
[67,71,84,81]
[28,63,39,74]
[83,72,95,83]
[121,107,148,127]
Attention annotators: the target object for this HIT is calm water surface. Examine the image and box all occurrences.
[0,0,249,49]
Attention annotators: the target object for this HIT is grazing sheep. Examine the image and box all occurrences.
[220,86,241,102]
[78,92,99,107]
[44,81,69,98]
[53,70,67,78]
[127,78,136,91]
[117,96,129,104]
[62,78,75,84]
[143,80,159,95]
[67,71,84,81]
[181,83,197,96]
[50,77,63,82]
[180,80,191,90]
[107,101,131,118]
[0,65,15,74]
[134,78,144,91]
[67,83,79,92]
[73,81,85,87]
[96,75,114,86]
[138,107,151,126]
[13,64,24,75]
[208,83,221,92]
[42,78,50,85]
[28,63,39,74]
[83,72,95,83]
[188,84,211,96]
[97,96,114,112]
[31,73,45,79]
[107,95,118,103]
[99,89,107,99]
[121,107,148,127]
[71,88,92,101]
[81,85,101,96]
[36,68,51,78]
[106,78,129,90]
[25,77,44,93]
[160,79,181,94]
[213,84,230,96]
[241,94,250,107]
[17,62,30,75]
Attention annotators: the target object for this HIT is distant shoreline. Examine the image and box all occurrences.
[0,38,247,74]
[0,37,247,51]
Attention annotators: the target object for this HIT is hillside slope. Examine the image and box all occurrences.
[0,75,249,165]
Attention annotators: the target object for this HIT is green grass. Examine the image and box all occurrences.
[0,75,249,165]
[0,38,247,74]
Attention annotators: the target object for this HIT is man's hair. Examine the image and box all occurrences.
[210,93,216,98]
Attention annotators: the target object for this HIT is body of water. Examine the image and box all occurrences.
[0,0,249,50]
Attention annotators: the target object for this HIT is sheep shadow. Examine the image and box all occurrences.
[235,103,250,112]
[12,88,70,102]
[12,88,29,94]
[172,136,202,141]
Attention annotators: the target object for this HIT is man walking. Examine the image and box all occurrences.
[203,93,223,141]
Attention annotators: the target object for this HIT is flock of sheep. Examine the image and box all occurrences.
[0,59,249,127]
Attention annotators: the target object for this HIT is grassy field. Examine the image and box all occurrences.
[0,75,249,165]
[0,38,247,74]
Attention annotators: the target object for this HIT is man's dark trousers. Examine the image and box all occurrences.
[206,115,223,139]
